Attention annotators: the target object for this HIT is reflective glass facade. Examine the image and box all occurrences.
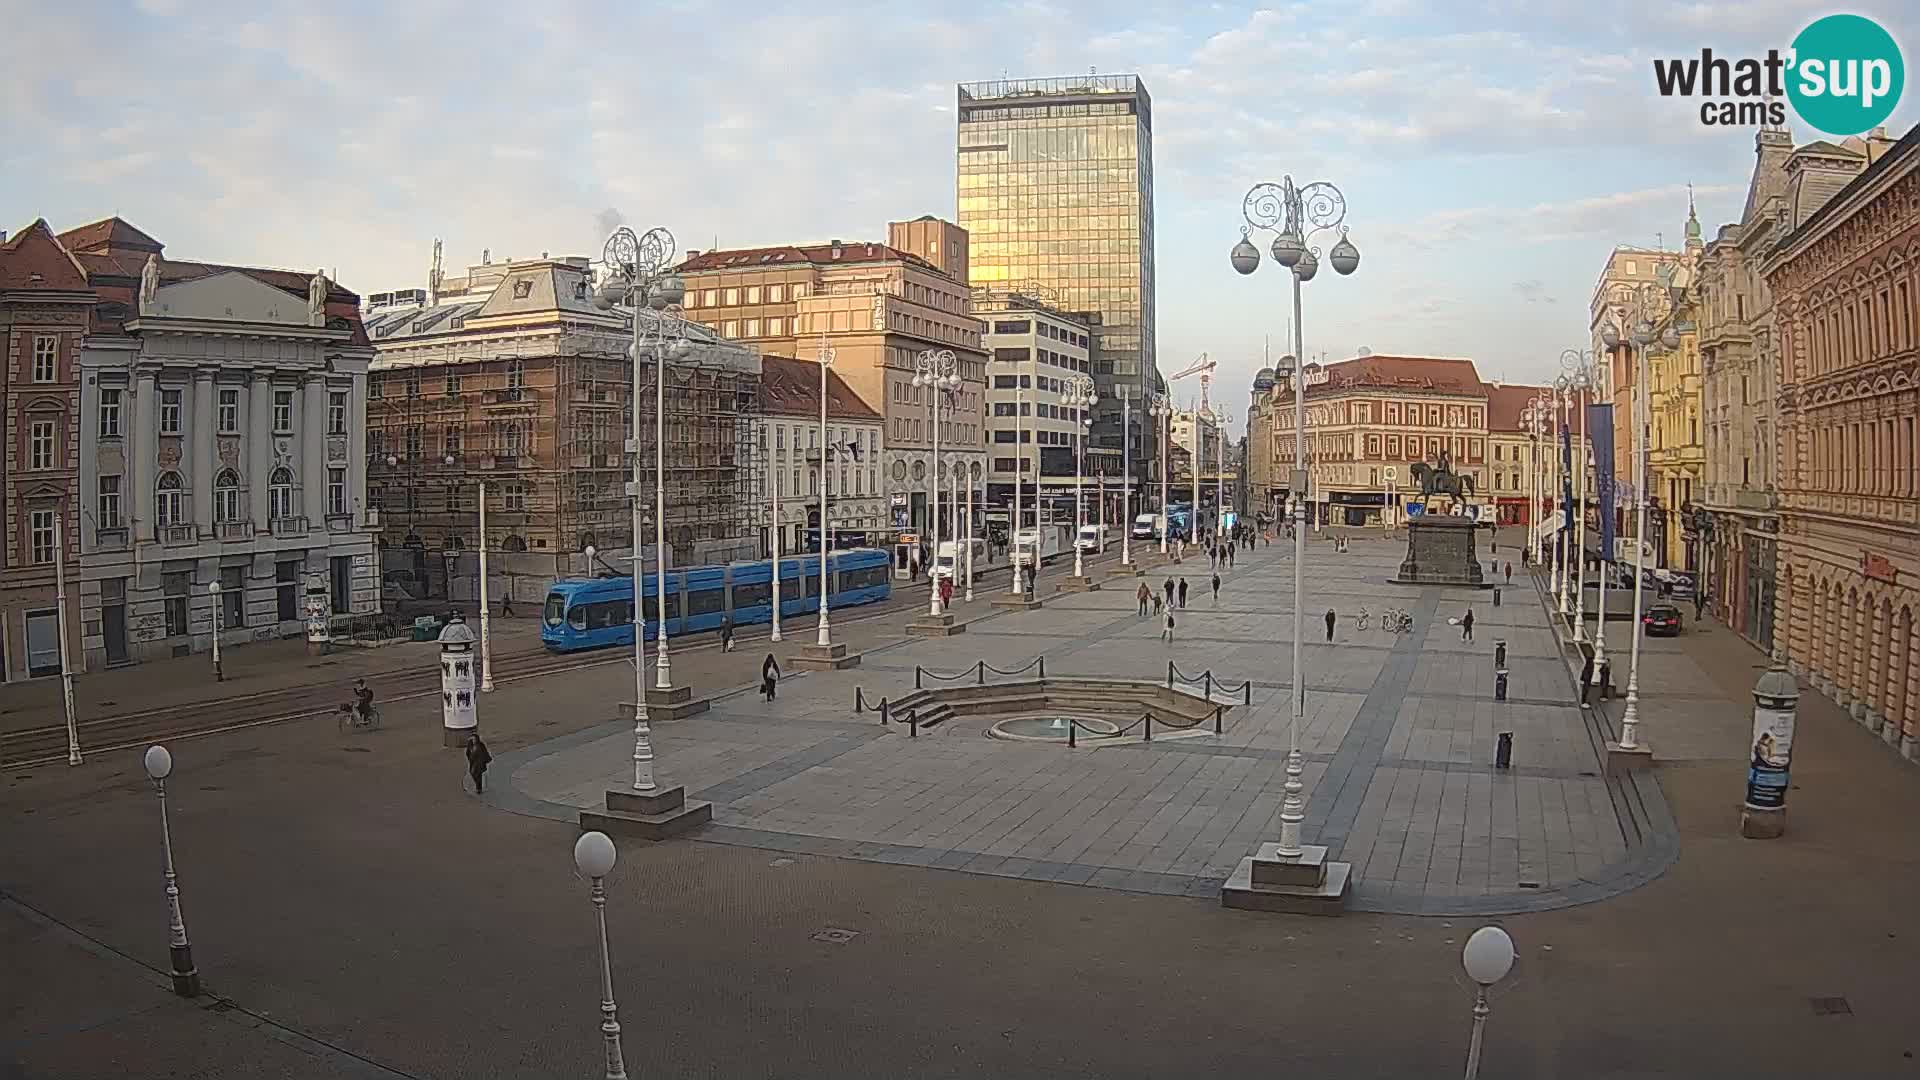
[956,76,1155,473]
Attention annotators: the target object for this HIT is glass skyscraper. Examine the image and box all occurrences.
[956,75,1156,478]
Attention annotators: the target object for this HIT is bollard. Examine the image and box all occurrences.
[855,686,866,713]
[1214,705,1223,734]
[1144,714,1153,741]
[1244,681,1252,706]
[1205,672,1214,699]
[1039,656,1046,679]
[976,660,985,685]
[908,712,918,738]
[1494,668,1509,702]
[1492,587,1502,608]
[1167,661,1175,689]
[879,698,890,726]
[915,666,924,690]
[1494,640,1507,669]
[1495,731,1513,769]
[1068,721,1076,748]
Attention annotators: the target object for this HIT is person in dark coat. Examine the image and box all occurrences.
[1210,573,1221,604]
[1579,653,1596,707]
[1324,608,1337,642]
[761,653,780,701]
[1163,577,1175,606]
[721,618,736,652]
[1177,578,1189,609]
[1504,562,1513,585]
[1136,582,1151,616]
[1162,609,1176,643]
[466,734,492,795]
[1461,608,1475,642]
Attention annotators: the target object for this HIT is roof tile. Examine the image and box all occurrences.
[759,354,880,421]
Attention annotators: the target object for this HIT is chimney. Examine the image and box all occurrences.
[830,240,843,259]
[685,249,701,259]
[482,248,490,264]
[0,230,7,244]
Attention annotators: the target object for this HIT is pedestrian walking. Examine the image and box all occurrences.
[721,618,736,652]
[466,733,492,795]
[1152,593,1163,616]
[1163,578,1175,606]
[1136,582,1151,616]
[761,653,781,701]
[1177,577,1189,609]
[1579,653,1595,707]
[1023,564,1036,596]
[499,592,516,618]
[1461,608,1475,642]
[1324,608,1337,642]
[1227,545,1235,568]
[1162,610,1176,643]
[1210,573,1221,604]
[1504,561,1512,585]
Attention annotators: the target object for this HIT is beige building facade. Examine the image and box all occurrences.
[1765,123,1919,763]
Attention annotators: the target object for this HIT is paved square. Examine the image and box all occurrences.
[492,535,1660,914]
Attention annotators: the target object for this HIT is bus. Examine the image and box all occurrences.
[540,548,892,653]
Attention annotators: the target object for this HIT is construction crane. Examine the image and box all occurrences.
[1168,352,1217,413]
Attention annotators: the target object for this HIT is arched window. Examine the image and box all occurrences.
[155,472,184,527]
[214,469,242,523]
[269,467,295,521]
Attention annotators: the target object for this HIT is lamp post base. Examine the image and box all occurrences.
[1105,564,1146,579]
[1220,843,1352,915]
[790,641,862,670]
[442,726,479,748]
[990,594,1045,611]
[636,689,711,723]
[1739,805,1786,839]
[1056,575,1101,593]
[1605,739,1654,774]
[583,785,713,841]
[168,947,200,998]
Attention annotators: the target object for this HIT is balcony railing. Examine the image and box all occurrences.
[327,512,355,533]
[270,516,309,538]
[217,520,254,541]
[160,524,197,546]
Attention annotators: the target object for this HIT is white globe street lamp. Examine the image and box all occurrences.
[143,744,200,997]
[1460,925,1517,1080]
[207,581,224,682]
[1063,374,1097,580]
[572,831,628,1080]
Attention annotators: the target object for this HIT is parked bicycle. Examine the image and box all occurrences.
[1381,607,1414,633]
[338,701,382,733]
[1356,606,1371,631]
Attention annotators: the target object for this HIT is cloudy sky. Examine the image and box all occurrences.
[4,0,1913,433]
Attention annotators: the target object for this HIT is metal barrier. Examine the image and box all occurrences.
[1168,662,1253,705]
[916,656,1044,690]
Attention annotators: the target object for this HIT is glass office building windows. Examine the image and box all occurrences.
[956,75,1155,472]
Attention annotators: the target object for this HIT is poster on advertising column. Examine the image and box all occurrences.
[1744,697,1795,809]
[1587,403,1616,563]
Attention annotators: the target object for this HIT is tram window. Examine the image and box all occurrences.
[842,566,888,590]
[544,594,567,627]
[780,576,802,601]
[731,582,772,607]
[802,571,820,597]
[568,605,588,631]
[641,593,681,620]
[686,588,725,615]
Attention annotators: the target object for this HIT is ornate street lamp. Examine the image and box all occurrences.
[1063,374,1097,579]
[594,224,686,791]
[815,331,837,646]
[912,349,961,617]
[1232,175,1360,858]
[1147,391,1172,553]
[1562,348,1605,671]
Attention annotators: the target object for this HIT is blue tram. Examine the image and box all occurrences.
[540,547,892,653]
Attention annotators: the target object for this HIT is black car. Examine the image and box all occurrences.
[1643,604,1683,636]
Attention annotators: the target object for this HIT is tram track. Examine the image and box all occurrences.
[2,545,1136,771]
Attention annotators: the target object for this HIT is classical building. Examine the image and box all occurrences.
[757,354,884,554]
[676,229,986,539]
[1591,244,1684,554]
[1260,355,1494,528]
[0,221,90,681]
[973,289,1095,523]
[362,249,762,595]
[1764,123,1919,762]
[956,74,1157,480]
[1693,122,1868,648]
[1645,205,1708,572]
[1244,366,1279,516]
[1483,382,1554,527]
[56,218,378,668]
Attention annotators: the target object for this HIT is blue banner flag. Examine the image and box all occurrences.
[1587,403,1615,562]
[1560,422,1574,535]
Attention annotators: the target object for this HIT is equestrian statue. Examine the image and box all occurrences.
[1408,448,1474,510]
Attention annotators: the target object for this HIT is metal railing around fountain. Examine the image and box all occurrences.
[1166,662,1253,705]
[1063,708,1224,747]
[912,656,1047,690]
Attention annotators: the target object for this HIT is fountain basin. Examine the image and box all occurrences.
[989,715,1121,743]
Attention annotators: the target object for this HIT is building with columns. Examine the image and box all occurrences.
[0,221,92,682]
[58,218,378,668]
[1764,122,1919,763]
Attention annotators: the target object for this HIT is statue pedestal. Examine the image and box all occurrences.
[1391,514,1491,588]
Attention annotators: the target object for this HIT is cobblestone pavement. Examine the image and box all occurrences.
[493,532,1656,915]
[5,528,1920,1078]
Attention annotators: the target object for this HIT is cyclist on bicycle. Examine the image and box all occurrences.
[352,679,375,725]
